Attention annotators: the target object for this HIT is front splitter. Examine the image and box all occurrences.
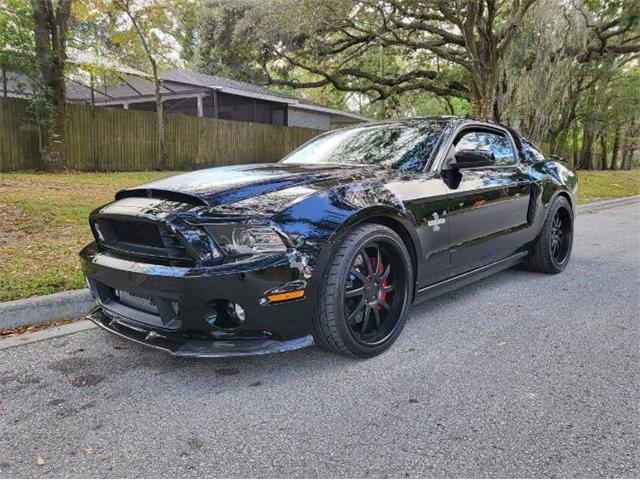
[87,306,314,358]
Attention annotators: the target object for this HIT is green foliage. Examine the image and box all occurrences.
[0,0,34,71]
[73,0,197,73]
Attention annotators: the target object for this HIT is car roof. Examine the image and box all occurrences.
[342,116,511,131]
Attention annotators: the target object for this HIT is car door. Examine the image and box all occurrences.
[442,126,532,275]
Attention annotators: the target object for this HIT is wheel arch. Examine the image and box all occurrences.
[544,188,575,219]
[321,207,421,300]
[555,191,574,212]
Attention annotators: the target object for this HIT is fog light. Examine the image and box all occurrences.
[226,302,246,322]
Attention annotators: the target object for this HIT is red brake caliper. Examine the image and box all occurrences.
[370,257,389,311]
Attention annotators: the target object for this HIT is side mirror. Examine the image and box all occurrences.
[449,149,495,169]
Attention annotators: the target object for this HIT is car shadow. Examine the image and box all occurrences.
[94,266,546,389]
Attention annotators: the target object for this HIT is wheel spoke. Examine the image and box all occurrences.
[360,249,374,276]
[379,299,390,311]
[375,246,382,275]
[347,298,366,323]
[373,307,381,328]
[345,286,364,298]
[380,264,392,281]
[350,267,367,283]
[382,283,394,294]
[360,305,371,333]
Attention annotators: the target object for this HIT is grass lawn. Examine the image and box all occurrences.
[575,170,640,204]
[0,169,638,302]
[0,172,175,302]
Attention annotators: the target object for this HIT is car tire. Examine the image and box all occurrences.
[314,224,413,357]
[525,196,574,274]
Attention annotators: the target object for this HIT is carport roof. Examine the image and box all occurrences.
[67,69,369,124]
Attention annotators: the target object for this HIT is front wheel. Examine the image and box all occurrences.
[314,224,413,357]
[525,196,574,274]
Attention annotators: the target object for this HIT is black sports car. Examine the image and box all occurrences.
[80,117,577,358]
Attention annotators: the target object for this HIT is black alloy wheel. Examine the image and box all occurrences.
[315,224,412,357]
[549,209,571,265]
[526,196,574,274]
[344,242,404,346]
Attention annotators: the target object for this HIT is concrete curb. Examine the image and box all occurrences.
[0,194,638,332]
[0,319,96,351]
[0,289,92,330]
[577,195,640,214]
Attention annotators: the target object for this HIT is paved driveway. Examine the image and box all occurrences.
[0,203,638,478]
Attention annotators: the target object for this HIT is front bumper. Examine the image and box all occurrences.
[80,242,316,357]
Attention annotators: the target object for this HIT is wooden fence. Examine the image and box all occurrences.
[0,97,322,172]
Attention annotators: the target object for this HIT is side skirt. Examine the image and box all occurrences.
[413,251,529,304]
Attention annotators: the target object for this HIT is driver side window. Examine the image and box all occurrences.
[455,130,516,167]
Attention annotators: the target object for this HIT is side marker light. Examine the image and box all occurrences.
[267,290,305,303]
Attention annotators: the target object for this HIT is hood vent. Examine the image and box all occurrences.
[115,188,208,207]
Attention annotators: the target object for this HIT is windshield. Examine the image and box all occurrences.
[281,121,447,172]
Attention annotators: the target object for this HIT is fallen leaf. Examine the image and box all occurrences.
[82,447,94,454]
[0,407,5,416]
[36,456,45,466]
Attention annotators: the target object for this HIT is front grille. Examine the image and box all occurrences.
[87,278,181,330]
[116,290,159,315]
[110,219,164,248]
[92,217,194,266]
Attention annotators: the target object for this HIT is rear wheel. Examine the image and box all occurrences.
[315,224,412,357]
[526,196,574,274]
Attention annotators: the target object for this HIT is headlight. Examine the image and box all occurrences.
[205,224,288,256]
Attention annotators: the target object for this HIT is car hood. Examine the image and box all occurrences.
[116,163,385,210]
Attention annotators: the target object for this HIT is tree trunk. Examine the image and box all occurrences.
[554,129,569,159]
[599,129,608,170]
[469,68,496,120]
[550,84,581,157]
[48,55,67,170]
[571,121,579,168]
[30,0,73,171]
[123,5,168,171]
[621,117,637,170]
[463,6,500,122]
[610,126,620,170]
[1,64,7,98]
[580,125,595,170]
[151,63,167,170]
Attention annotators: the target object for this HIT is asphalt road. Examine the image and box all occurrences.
[1,203,638,478]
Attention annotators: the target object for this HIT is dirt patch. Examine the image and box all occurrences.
[0,177,111,192]
[48,356,96,374]
[0,203,32,247]
[71,374,103,387]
